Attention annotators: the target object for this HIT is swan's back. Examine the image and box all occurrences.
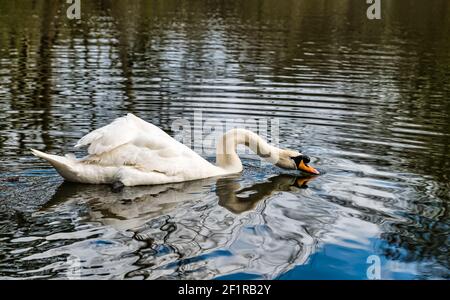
[75,114,222,185]
[33,114,224,186]
[75,113,173,155]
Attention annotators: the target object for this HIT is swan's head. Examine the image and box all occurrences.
[276,150,320,175]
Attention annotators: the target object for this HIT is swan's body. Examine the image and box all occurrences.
[32,113,318,186]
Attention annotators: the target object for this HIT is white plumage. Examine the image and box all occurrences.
[31,113,307,186]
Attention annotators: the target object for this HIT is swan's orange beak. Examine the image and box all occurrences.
[298,160,320,175]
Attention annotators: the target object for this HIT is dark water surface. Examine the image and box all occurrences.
[0,0,449,279]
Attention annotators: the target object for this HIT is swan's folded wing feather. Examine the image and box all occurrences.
[75,113,216,179]
[75,114,139,155]
[75,113,175,156]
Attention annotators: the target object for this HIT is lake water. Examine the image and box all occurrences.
[0,0,449,279]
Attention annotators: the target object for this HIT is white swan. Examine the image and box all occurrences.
[31,113,319,187]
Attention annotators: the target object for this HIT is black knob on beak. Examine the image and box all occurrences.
[303,155,310,164]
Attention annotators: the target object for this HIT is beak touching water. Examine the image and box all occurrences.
[298,160,320,175]
[292,154,320,175]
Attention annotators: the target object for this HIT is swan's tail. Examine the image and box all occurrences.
[31,149,78,181]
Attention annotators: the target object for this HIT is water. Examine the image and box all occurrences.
[0,0,449,279]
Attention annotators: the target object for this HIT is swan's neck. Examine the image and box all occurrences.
[216,129,281,173]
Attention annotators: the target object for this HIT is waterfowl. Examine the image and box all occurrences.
[31,113,319,187]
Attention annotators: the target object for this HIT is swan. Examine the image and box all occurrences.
[31,113,319,187]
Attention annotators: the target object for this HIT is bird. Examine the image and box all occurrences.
[31,113,319,187]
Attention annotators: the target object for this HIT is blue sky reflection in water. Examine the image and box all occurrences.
[0,0,449,279]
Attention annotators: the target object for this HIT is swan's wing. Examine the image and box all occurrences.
[83,142,214,176]
[77,114,218,181]
[75,113,169,155]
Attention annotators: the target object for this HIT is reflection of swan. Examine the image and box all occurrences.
[31,113,319,186]
[217,175,316,214]
[39,174,320,279]
[46,174,317,231]
[45,178,219,231]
